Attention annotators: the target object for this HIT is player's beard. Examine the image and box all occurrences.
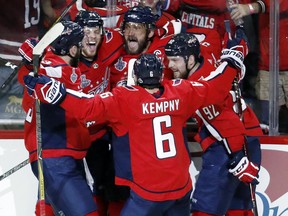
[124,33,149,55]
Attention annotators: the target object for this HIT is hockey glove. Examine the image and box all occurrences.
[221,28,249,81]
[223,27,249,56]
[220,47,246,81]
[24,74,66,105]
[18,37,39,64]
[229,150,259,185]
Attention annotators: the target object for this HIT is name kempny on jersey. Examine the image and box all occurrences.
[142,99,180,114]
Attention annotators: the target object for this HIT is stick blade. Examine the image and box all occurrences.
[33,22,65,56]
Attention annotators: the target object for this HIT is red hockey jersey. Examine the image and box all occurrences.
[164,0,235,38]
[189,58,246,153]
[59,61,237,201]
[79,29,124,141]
[21,49,91,162]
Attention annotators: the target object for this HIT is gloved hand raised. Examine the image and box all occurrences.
[18,37,39,64]
[221,28,248,81]
[24,73,66,105]
[223,27,249,56]
[228,150,260,185]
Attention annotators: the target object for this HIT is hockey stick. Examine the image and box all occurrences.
[33,24,64,214]
[53,0,77,24]
[232,79,259,216]
[32,2,77,214]
[225,16,259,216]
[0,158,29,181]
[32,22,65,216]
[33,22,65,70]
[0,57,23,89]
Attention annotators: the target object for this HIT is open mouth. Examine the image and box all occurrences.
[85,41,97,53]
[127,38,138,50]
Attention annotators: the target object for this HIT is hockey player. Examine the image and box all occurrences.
[116,0,183,37]
[110,5,174,88]
[165,31,261,216]
[24,51,243,216]
[18,21,99,216]
[74,10,129,216]
[24,39,246,215]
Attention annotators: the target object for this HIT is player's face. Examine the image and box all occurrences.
[123,22,149,55]
[81,26,103,60]
[166,56,187,79]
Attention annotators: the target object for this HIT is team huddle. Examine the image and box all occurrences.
[18,2,262,216]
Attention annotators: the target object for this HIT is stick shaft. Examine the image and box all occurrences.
[33,2,77,215]
[54,0,77,24]
[0,58,24,89]
[233,79,259,216]
[0,159,29,181]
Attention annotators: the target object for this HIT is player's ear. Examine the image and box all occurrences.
[69,45,79,58]
[188,55,196,68]
[148,29,155,39]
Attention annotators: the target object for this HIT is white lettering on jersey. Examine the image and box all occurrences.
[24,0,40,28]
[181,12,215,29]
[142,99,180,114]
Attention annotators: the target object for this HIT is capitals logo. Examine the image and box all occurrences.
[255,144,288,215]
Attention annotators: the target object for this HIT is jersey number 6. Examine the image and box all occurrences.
[153,115,176,159]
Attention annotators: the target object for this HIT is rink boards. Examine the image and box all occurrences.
[0,132,287,216]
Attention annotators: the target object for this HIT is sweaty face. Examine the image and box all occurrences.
[81,26,102,60]
[123,22,149,55]
[167,56,187,79]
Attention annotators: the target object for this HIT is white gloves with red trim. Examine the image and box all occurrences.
[18,37,38,64]
[229,150,260,185]
[24,73,66,105]
[221,28,249,81]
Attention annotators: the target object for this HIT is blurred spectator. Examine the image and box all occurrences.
[163,0,235,38]
[39,0,69,38]
[0,0,40,64]
[67,0,128,28]
[232,0,288,133]
[118,0,139,8]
